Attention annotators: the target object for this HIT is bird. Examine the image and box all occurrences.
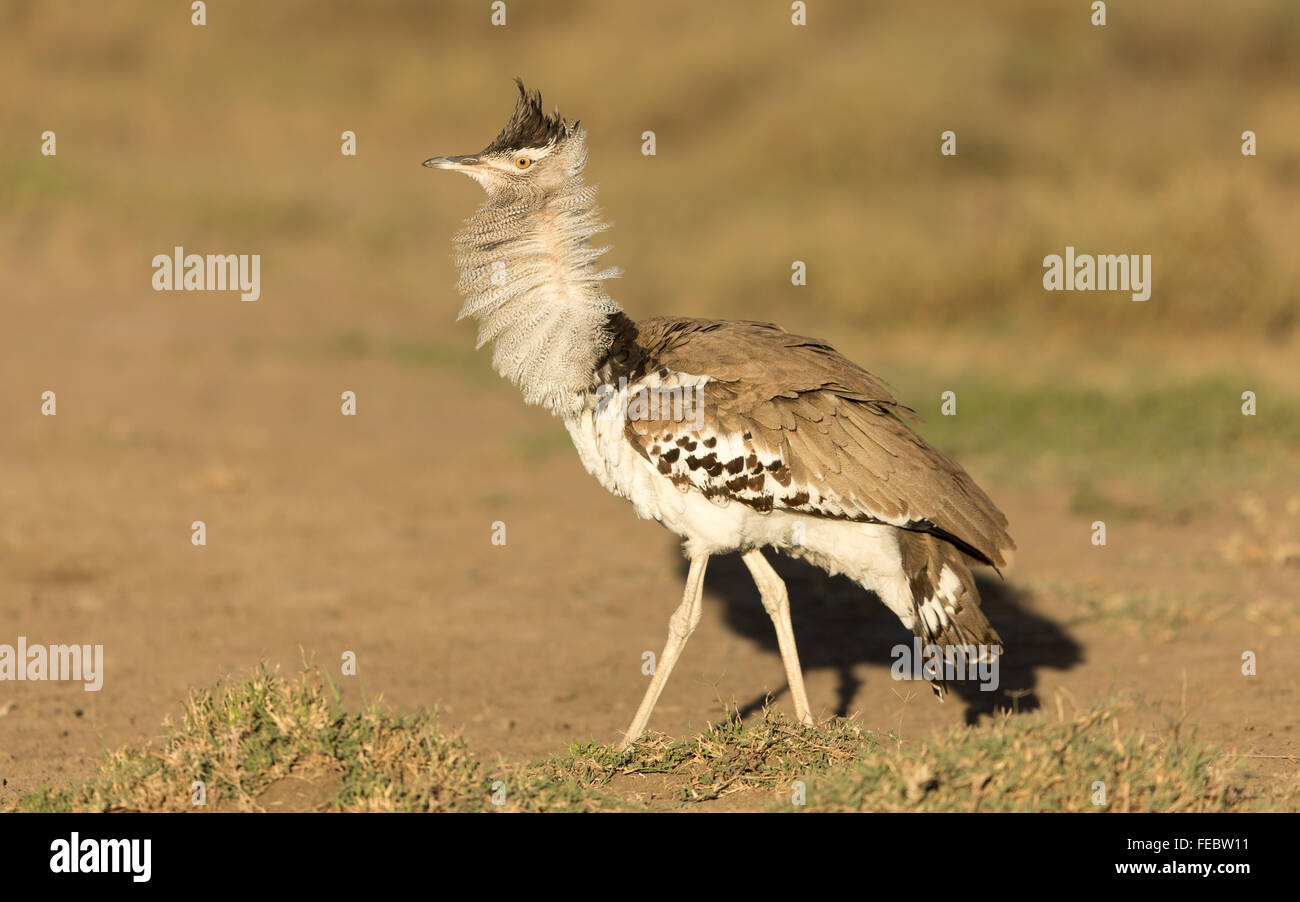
[424,80,1015,751]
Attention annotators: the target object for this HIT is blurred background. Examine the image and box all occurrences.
[1,0,1297,801]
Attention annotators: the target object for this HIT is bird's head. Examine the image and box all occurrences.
[424,79,584,202]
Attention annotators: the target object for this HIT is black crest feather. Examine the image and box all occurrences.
[483,78,571,154]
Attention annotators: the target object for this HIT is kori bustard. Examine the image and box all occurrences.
[425,81,1014,750]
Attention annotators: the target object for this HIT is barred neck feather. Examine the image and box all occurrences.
[452,139,622,415]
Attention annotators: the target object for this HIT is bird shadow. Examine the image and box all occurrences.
[680,551,1084,726]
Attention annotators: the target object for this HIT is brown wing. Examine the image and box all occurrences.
[622,318,1015,569]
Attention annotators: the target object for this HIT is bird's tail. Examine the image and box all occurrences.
[898,532,1004,699]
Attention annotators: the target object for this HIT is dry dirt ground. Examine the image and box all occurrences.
[1,270,1297,808]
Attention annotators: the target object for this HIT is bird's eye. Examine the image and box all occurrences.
[516,157,531,169]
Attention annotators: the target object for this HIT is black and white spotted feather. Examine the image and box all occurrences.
[619,318,1015,570]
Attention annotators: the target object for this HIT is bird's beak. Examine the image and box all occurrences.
[423,154,481,171]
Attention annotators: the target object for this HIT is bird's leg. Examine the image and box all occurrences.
[616,554,709,752]
[742,549,815,726]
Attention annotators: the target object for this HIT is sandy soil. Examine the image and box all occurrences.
[1,270,1296,809]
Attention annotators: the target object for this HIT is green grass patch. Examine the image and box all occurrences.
[509,429,574,463]
[15,665,485,813]
[14,667,1280,813]
[906,375,1300,503]
[507,706,869,809]
[266,330,498,387]
[801,707,1230,812]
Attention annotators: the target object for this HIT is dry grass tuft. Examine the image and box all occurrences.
[15,664,485,812]
[802,706,1232,812]
[13,670,1283,813]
